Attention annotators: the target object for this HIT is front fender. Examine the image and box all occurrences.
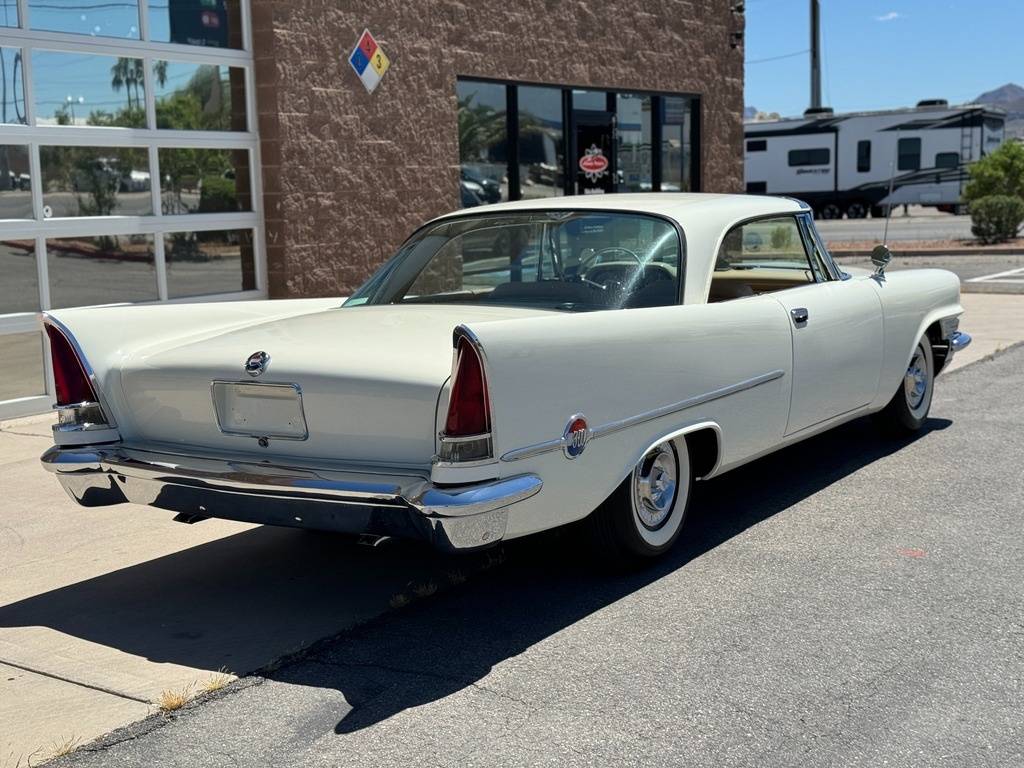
[869,268,963,408]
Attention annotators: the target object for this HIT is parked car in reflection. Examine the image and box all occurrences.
[460,167,501,204]
[40,194,970,563]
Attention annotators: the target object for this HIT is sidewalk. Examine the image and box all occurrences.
[0,292,1021,763]
[0,415,464,763]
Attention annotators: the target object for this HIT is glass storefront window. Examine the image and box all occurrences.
[165,228,256,298]
[0,0,17,27]
[154,61,247,131]
[572,90,607,111]
[616,93,652,192]
[0,332,45,400]
[0,145,33,219]
[149,0,244,49]
[40,146,151,217]
[457,80,507,207]
[47,234,156,308]
[0,48,26,125]
[0,239,38,314]
[661,96,693,192]
[33,51,146,128]
[159,147,251,214]
[518,86,563,200]
[28,0,140,39]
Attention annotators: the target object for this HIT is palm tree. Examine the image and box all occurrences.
[110,57,131,109]
[152,60,168,89]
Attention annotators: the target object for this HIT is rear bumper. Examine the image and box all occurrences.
[41,445,541,552]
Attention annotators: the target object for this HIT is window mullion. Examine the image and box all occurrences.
[154,229,167,300]
[137,0,150,41]
[20,46,35,127]
[143,54,157,130]
[16,0,28,29]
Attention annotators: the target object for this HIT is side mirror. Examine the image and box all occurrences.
[871,244,893,275]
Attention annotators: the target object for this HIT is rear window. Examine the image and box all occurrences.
[345,211,683,312]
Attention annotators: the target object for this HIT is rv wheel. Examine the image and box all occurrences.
[819,203,842,220]
[846,202,868,219]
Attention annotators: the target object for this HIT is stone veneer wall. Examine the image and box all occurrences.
[251,0,745,298]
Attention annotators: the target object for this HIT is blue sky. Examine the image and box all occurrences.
[745,0,1024,117]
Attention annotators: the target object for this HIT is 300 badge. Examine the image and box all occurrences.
[562,415,589,459]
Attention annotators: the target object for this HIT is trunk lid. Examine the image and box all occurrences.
[118,304,550,465]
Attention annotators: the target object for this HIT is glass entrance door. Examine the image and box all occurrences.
[573,110,615,195]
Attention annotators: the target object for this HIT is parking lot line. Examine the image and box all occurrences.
[966,266,1024,283]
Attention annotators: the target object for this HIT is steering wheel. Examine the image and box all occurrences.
[578,246,643,273]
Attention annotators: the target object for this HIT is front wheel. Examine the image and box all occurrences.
[819,203,843,220]
[585,440,692,564]
[875,337,934,434]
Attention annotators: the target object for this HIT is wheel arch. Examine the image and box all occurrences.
[626,421,722,483]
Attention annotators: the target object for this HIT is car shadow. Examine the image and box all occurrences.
[0,416,951,727]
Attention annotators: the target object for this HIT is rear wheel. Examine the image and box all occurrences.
[819,203,842,220]
[585,440,692,564]
[846,201,868,219]
[875,338,934,434]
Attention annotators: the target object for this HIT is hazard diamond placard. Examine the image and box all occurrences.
[348,29,390,93]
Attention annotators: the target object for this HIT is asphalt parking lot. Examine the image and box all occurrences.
[44,343,1024,768]
[834,252,1024,294]
[815,208,972,243]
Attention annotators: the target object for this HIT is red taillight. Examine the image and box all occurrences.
[444,337,490,437]
[45,323,98,406]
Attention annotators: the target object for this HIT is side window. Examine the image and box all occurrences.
[936,152,960,169]
[746,139,767,152]
[897,138,921,171]
[788,148,830,167]
[709,216,818,303]
[857,140,871,172]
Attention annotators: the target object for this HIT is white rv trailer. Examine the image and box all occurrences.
[744,101,1006,219]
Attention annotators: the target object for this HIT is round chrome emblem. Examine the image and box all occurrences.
[245,350,270,377]
[562,414,589,459]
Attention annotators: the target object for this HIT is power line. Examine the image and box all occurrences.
[747,49,809,64]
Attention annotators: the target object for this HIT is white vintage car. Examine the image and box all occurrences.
[41,194,971,561]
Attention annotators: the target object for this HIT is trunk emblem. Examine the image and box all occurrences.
[245,351,270,377]
[562,414,590,459]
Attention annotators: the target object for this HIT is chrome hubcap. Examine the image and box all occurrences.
[904,347,928,409]
[633,444,678,530]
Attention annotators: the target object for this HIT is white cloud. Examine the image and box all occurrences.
[875,11,903,21]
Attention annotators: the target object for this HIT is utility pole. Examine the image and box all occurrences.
[810,0,821,110]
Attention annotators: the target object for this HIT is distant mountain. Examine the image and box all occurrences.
[973,83,1024,139]
[744,105,758,119]
[974,83,1024,108]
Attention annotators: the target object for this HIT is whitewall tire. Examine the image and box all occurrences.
[586,439,692,563]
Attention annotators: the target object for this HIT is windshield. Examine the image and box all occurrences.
[344,211,682,312]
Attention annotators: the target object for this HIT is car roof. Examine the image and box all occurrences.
[430,192,808,228]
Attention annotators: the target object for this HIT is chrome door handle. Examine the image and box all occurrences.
[791,307,809,325]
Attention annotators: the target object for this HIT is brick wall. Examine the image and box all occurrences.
[252,1,745,298]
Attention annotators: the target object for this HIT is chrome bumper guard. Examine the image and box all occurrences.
[41,445,541,552]
[949,330,971,354]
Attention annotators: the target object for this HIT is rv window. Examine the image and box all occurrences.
[746,139,767,152]
[857,140,871,172]
[897,138,921,171]
[746,181,767,194]
[788,148,830,167]
[936,152,960,169]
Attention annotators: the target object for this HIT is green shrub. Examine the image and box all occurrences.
[198,175,237,214]
[963,141,1024,203]
[969,195,1024,244]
